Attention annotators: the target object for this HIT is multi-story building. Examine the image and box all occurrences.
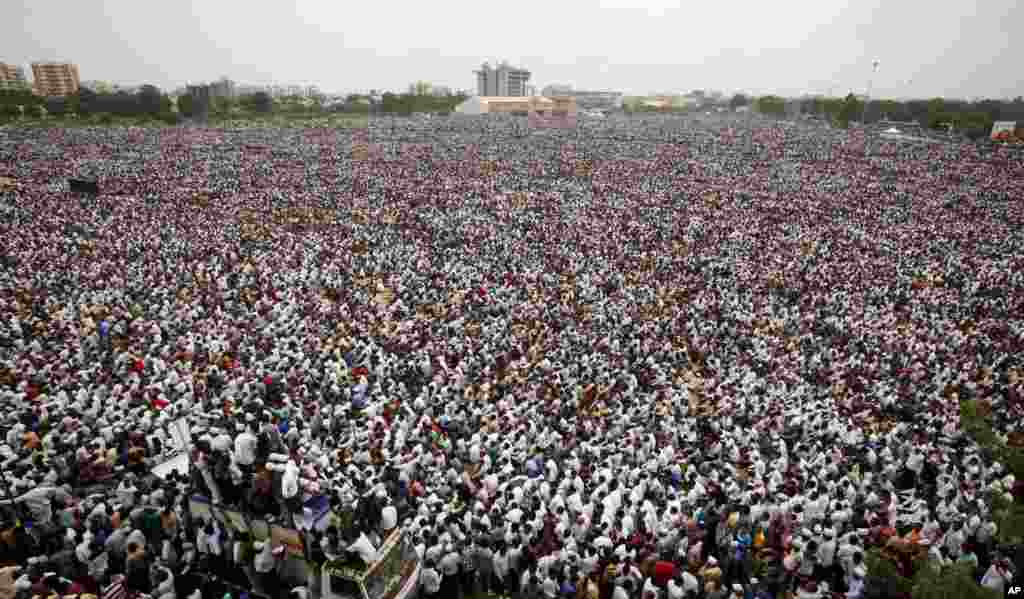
[0,63,28,89]
[30,62,80,96]
[474,61,531,97]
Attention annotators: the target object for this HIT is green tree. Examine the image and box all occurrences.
[0,104,20,121]
[251,92,273,114]
[729,93,749,110]
[137,84,162,115]
[837,93,862,128]
[864,548,913,598]
[77,87,97,116]
[754,95,786,117]
[912,563,1001,599]
[44,96,68,117]
[343,94,370,113]
[90,81,114,94]
[412,81,432,96]
[961,399,1024,545]
[24,104,43,119]
[309,92,326,113]
[208,96,225,117]
[65,93,81,117]
[865,542,1004,599]
[876,99,903,120]
[177,93,195,117]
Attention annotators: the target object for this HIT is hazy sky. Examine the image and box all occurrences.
[6,0,1022,99]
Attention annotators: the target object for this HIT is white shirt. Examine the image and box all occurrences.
[349,533,378,564]
[667,580,685,599]
[381,505,398,530]
[234,432,258,466]
[493,552,510,579]
[420,567,442,595]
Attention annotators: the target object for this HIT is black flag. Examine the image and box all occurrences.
[69,179,100,195]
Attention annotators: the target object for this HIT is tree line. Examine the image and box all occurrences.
[0,85,179,125]
[172,88,468,121]
[5,82,1023,138]
[749,93,1024,139]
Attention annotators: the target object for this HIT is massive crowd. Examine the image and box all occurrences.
[0,114,1022,599]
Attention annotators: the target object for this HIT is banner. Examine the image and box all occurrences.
[991,121,1019,142]
[69,179,100,195]
[152,453,189,480]
[168,418,191,452]
[271,525,305,558]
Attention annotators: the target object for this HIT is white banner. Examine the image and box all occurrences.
[168,418,192,452]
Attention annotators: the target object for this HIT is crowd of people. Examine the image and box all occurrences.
[0,114,1022,599]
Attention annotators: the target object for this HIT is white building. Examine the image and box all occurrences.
[474,60,531,97]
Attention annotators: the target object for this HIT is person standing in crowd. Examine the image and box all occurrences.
[421,558,442,599]
[0,111,1022,599]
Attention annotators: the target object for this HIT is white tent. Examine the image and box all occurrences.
[455,97,486,115]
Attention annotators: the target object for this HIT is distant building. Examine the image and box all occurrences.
[455,95,576,128]
[541,84,573,97]
[31,62,80,96]
[456,96,547,115]
[0,63,28,90]
[528,96,577,128]
[540,84,621,110]
[187,84,212,113]
[209,78,236,98]
[567,90,622,111]
[236,84,267,96]
[475,61,531,97]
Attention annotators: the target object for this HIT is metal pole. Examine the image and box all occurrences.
[862,60,879,157]
[861,60,880,126]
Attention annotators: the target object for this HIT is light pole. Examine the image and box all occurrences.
[861,60,880,126]
[861,60,880,157]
